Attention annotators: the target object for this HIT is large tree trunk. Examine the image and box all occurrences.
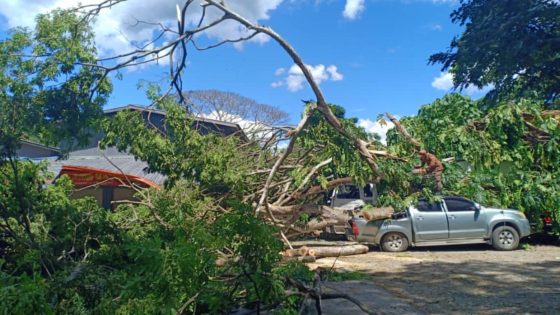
[284,245,369,258]
[282,255,317,263]
[282,206,351,238]
[360,207,394,221]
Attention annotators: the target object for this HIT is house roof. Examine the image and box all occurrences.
[59,165,160,188]
[46,104,248,187]
[104,104,241,128]
[48,148,166,186]
[20,139,60,152]
[15,139,61,159]
[104,104,249,141]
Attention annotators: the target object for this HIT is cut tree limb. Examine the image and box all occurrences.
[283,245,369,258]
[254,103,316,217]
[282,157,332,205]
[282,255,317,263]
[268,204,323,216]
[368,149,408,161]
[284,206,350,237]
[360,207,394,221]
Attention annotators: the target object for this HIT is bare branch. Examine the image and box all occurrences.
[255,103,316,217]
[385,112,422,149]
[192,31,260,51]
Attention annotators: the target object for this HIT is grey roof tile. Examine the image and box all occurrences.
[48,147,166,186]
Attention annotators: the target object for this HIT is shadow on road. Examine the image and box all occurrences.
[354,258,560,314]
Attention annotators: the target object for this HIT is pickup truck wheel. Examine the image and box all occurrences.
[492,226,519,251]
[381,232,409,252]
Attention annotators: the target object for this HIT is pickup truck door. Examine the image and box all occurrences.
[331,184,364,210]
[411,200,449,241]
[443,197,486,239]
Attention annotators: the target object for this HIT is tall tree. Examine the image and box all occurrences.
[0,9,111,157]
[184,90,289,126]
[429,0,560,105]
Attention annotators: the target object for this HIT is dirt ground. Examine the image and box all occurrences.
[309,242,560,314]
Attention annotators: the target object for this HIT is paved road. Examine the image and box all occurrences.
[310,243,560,314]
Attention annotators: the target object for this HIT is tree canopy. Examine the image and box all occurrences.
[0,9,111,158]
[429,0,560,106]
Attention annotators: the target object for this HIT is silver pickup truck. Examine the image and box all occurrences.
[350,196,531,251]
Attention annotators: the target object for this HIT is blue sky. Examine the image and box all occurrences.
[0,0,484,133]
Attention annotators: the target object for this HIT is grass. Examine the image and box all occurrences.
[325,270,371,282]
[520,243,534,251]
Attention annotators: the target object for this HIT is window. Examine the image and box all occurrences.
[444,198,477,212]
[336,185,360,199]
[363,184,374,198]
[417,200,442,212]
[102,187,114,210]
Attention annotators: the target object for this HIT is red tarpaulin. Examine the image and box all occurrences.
[59,165,160,188]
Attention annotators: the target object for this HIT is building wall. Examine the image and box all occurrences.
[72,187,103,206]
[71,186,140,210]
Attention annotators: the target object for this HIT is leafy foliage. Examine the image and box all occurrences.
[0,161,292,314]
[0,9,111,157]
[429,0,560,106]
[0,10,297,314]
[0,162,115,314]
[384,94,560,227]
[102,103,252,193]
[296,104,373,187]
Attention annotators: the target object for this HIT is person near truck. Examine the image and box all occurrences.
[413,150,444,192]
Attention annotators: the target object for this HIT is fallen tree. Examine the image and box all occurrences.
[9,0,559,314]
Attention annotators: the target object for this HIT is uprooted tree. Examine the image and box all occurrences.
[2,0,559,313]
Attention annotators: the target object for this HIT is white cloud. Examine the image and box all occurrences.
[274,67,286,76]
[430,24,443,31]
[343,0,365,20]
[273,63,344,92]
[0,0,284,65]
[431,71,493,96]
[271,80,284,88]
[357,118,395,145]
[431,72,455,91]
[327,65,344,81]
[285,74,307,92]
[463,84,494,96]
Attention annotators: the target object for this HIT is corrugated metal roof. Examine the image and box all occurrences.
[16,140,60,159]
[48,147,166,186]
[20,139,60,152]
